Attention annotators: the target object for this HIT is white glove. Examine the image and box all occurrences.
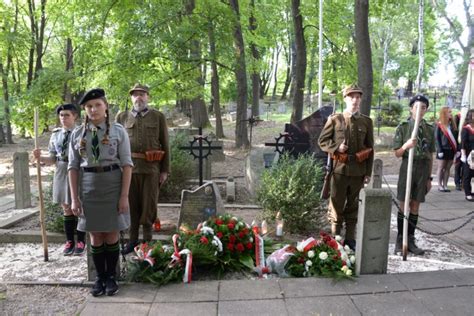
[461,154,467,163]
[437,152,444,159]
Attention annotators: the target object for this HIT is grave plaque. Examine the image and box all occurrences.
[178,182,224,229]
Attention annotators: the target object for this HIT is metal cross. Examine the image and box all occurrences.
[264,132,309,155]
[243,115,263,147]
[179,127,223,186]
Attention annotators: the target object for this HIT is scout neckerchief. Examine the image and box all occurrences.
[91,126,100,163]
[60,130,71,159]
[436,122,457,151]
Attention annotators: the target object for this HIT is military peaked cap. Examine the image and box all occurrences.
[342,84,363,97]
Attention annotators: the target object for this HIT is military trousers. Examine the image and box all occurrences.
[328,173,365,239]
[128,172,160,241]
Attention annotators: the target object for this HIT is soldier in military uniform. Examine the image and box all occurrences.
[318,84,374,250]
[393,94,435,255]
[33,103,86,256]
[116,83,170,254]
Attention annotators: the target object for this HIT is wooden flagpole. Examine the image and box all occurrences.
[34,108,49,261]
[402,103,422,260]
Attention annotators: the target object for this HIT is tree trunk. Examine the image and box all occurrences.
[415,0,424,93]
[249,0,260,118]
[280,40,294,100]
[185,0,210,129]
[355,0,373,116]
[290,0,306,123]
[208,21,224,138]
[272,44,281,99]
[0,62,13,144]
[306,42,317,111]
[63,38,73,103]
[288,40,297,102]
[229,0,249,148]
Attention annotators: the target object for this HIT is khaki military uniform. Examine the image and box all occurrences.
[393,118,435,202]
[116,108,170,241]
[318,112,374,239]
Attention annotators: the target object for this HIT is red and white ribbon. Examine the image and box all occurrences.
[179,249,193,283]
[297,237,317,252]
[254,232,265,269]
[131,243,155,267]
[169,234,181,267]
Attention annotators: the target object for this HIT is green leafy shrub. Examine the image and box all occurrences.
[44,175,64,233]
[378,101,403,126]
[256,153,327,234]
[160,133,194,201]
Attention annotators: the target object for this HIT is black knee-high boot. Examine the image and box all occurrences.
[408,214,424,255]
[90,244,106,296]
[394,212,404,253]
[104,242,120,296]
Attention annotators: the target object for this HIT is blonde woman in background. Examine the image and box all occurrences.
[434,106,458,192]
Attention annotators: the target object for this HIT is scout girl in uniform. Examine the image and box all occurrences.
[68,88,133,297]
[33,103,85,256]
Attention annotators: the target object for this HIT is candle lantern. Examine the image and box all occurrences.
[261,220,268,235]
[275,211,284,237]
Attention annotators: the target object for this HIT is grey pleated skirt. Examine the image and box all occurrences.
[53,161,71,205]
[77,168,130,232]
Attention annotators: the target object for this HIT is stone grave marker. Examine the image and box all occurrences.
[355,159,392,275]
[178,181,224,229]
[13,152,31,209]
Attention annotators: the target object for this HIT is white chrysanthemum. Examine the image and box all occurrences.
[297,245,304,252]
[307,250,315,258]
[319,251,328,260]
[350,255,356,264]
[335,235,342,242]
[344,245,351,252]
[345,269,352,276]
[341,265,348,272]
[200,226,215,235]
[213,236,223,252]
[305,260,313,267]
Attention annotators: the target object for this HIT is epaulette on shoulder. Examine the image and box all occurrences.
[52,127,61,133]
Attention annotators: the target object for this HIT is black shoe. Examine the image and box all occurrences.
[345,239,356,251]
[90,278,105,297]
[408,236,425,255]
[122,241,139,255]
[394,235,402,254]
[455,185,462,191]
[105,276,119,296]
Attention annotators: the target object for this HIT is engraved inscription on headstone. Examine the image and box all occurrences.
[178,182,224,229]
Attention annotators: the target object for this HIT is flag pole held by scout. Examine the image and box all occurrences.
[34,107,49,262]
[402,102,422,261]
[320,103,336,200]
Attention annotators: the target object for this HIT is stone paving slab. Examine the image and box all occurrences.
[285,296,360,315]
[153,281,219,303]
[150,302,217,316]
[395,270,464,290]
[351,291,432,315]
[278,277,347,298]
[413,286,474,316]
[342,274,408,294]
[80,302,151,316]
[219,279,282,301]
[218,299,287,316]
[88,283,157,303]
[453,268,474,284]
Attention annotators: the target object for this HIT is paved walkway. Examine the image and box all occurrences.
[78,269,474,315]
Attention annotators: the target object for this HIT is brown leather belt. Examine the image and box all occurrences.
[131,152,146,159]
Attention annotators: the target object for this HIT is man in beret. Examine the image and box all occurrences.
[318,84,374,250]
[393,94,435,255]
[116,83,170,254]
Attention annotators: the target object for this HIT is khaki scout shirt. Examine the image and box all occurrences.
[393,118,436,160]
[116,108,170,174]
[318,111,374,177]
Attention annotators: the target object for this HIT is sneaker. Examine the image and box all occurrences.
[90,278,105,297]
[408,236,425,255]
[63,240,75,256]
[455,186,462,191]
[121,241,139,255]
[74,241,86,256]
[394,235,402,254]
[105,276,119,296]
